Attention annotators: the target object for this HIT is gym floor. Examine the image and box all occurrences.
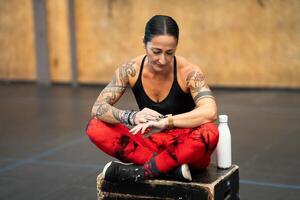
[0,83,299,200]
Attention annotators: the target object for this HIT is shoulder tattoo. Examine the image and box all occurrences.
[186,71,208,92]
[118,60,136,85]
[186,70,214,103]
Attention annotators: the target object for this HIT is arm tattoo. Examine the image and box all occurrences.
[96,102,109,117]
[186,71,208,93]
[99,74,126,105]
[94,60,136,122]
[193,91,214,103]
[119,60,136,85]
[112,107,123,121]
[111,73,117,85]
[186,70,214,103]
[100,85,126,104]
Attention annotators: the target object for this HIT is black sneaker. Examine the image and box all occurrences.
[102,161,145,182]
[167,164,192,181]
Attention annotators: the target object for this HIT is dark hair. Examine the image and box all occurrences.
[144,15,179,45]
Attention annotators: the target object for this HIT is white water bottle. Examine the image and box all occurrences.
[216,114,232,169]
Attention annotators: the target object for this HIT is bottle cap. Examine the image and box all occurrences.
[219,115,228,123]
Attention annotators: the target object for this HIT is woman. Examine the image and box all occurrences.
[86,15,219,182]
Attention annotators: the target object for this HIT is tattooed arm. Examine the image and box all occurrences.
[91,60,136,124]
[170,68,217,128]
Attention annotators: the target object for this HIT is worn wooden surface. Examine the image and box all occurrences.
[74,0,300,88]
[97,164,239,200]
[0,0,36,81]
[0,0,299,88]
[46,0,71,83]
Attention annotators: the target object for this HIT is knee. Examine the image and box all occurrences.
[191,123,219,153]
[176,141,206,165]
[86,118,128,143]
[85,118,107,141]
[200,122,219,144]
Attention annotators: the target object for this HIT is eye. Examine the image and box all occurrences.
[166,52,174,55]
[152,50,161,55]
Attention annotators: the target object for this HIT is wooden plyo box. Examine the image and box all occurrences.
[97,164,239,200]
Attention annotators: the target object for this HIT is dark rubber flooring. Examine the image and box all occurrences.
[0,83,299,199]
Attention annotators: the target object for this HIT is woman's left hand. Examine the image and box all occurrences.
[129,118,168,137]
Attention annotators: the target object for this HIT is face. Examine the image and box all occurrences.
[144,35,177,71]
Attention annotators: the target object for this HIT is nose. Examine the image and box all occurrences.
[158,54,166,65]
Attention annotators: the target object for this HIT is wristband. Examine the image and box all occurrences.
[166,114,174,129]
[130,111,138,126]
[128,111,137,126]
[121,110,131,125]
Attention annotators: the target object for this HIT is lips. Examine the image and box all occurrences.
[154,62,165,67]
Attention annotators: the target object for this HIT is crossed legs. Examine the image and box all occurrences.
[86,118,218,175]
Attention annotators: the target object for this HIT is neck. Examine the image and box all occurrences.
[145,59,173,77]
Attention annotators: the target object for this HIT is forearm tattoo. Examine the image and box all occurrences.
[186,70,214,103]
[94,60,137,122]
[112,107,123,122]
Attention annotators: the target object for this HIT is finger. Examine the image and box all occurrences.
[130,124,142,134]
[129,126,137,133]
[141,123,151,134]
[133,126,142,135]
[129,124,139,132]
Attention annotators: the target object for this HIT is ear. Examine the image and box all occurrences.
[141,36,146,49]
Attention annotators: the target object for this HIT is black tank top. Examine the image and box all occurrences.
[132,56,195,115]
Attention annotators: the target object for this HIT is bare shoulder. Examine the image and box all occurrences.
[134,54,146,63]
[118,55,143,73]
[117,55,145,86]
[176,55,204,83]
[131,55,145,70]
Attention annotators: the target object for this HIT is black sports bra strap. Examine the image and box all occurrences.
[139,55,147,80]
[173,56,177,80]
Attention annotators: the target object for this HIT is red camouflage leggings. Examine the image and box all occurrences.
[86,118,219,173]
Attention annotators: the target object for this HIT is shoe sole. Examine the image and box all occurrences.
[102,161,113,180]
[182,164,192,181]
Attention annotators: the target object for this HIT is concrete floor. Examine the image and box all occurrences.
[0,83,299,200]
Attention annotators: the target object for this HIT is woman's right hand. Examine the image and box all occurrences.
[134,108,164,124]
